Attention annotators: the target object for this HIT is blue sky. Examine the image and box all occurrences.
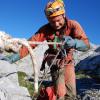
[0,0,100,44]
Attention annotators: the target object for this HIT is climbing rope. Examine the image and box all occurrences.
[32,48,62,99]
[38,48,62,88]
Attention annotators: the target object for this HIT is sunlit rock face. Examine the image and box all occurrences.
[0,31,20,53]
[0,61,31,100]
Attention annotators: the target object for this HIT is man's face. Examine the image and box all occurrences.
[48,15,65,30]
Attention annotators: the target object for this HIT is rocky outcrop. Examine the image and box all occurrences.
[16,41,49,76]
[74,44,100,99]
[16,43,100,99]
[75,44,100,70]
[0,41,49,100]
[0,31,21,53]
[0,36,100,99]
[0,61,31,100]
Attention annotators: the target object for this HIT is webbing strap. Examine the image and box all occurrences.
[53,32,60,49]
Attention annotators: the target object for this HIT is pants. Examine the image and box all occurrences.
[41,49,76,100]
[50,64,76,100]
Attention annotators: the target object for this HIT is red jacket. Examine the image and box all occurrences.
[19,19,90,63]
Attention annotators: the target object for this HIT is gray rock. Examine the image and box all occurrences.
[16,41,49,76]
[0,59,31,100]
[0,77,31,100]
[77,78,100,100]
[0,39,100,99]
[75,45,100,71]
[0,60,19,85]
[74,44,100,99]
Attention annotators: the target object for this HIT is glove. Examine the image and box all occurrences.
[5,53,20,63]
[62,36,89,51]
[62,36,76,49]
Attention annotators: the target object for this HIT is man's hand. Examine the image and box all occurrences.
[62,36,76,49]
[62,36,89,51]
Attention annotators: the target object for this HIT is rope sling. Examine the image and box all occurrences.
[32,32,67,99]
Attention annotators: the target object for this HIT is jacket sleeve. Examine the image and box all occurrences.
[19,28,46,58]
[70,20,90,51]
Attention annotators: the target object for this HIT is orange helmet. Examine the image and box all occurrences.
[45,0,65,18]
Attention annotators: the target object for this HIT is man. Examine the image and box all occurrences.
[6,0,90,99]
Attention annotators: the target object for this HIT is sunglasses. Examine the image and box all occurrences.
[46,6,64,16]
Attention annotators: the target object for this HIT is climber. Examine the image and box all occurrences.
[4,0,90,99]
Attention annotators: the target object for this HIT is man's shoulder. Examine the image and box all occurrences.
[67,19,80,27]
